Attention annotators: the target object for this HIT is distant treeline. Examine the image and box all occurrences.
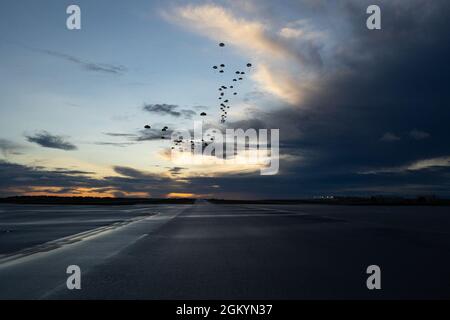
[208,196,450,206]
[0,196,196,205]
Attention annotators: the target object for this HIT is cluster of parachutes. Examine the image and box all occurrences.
[143,42,253,151]
[212,43,252,124]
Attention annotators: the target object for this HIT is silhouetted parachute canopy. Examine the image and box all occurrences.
[247,63,252,67]
[235,71,240,74]
[224,99,229,103]
[239,77,243,80]
[219,43,225,47]
[144,125,151,129]
[220,92,224,96]
[213,66,218,69]
[233,79,237,82]
[200,112,207,116]
[222,86,227,89]
[230,86,233,88]
[220,64,225,68]
[240,72,245,74]
[233,92,237,95]
[219,70,224,73]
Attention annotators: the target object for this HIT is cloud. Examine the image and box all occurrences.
[410,129,430,140]
[278,19,326,41]
[103,132,138,138]
[0,161,179,198]
[40,49,126,75]
[168,167,186,176]
[167,4,291,59]
[0,139,24,157]
[143,104,196,119]
[407,156,450,171]
[361,156,450,175]
[165,3,324,105]
[6,41,127,75]
[252,64,304,105]
[93,142,135,147]
[380,132,401,142]
[135,128,172,141]
[25,131,77,151]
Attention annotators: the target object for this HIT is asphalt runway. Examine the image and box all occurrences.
[0,201,450,299]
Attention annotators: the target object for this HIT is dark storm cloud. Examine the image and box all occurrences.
[219,0,450,197]
[25,131,77,151]
[143,104,196,119]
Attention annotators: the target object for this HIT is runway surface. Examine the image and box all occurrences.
[0,201,450,299]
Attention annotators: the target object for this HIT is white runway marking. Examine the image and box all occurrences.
[180,213,306,218]
[241,205,311,214]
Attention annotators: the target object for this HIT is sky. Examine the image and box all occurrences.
[0,0,449,199]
